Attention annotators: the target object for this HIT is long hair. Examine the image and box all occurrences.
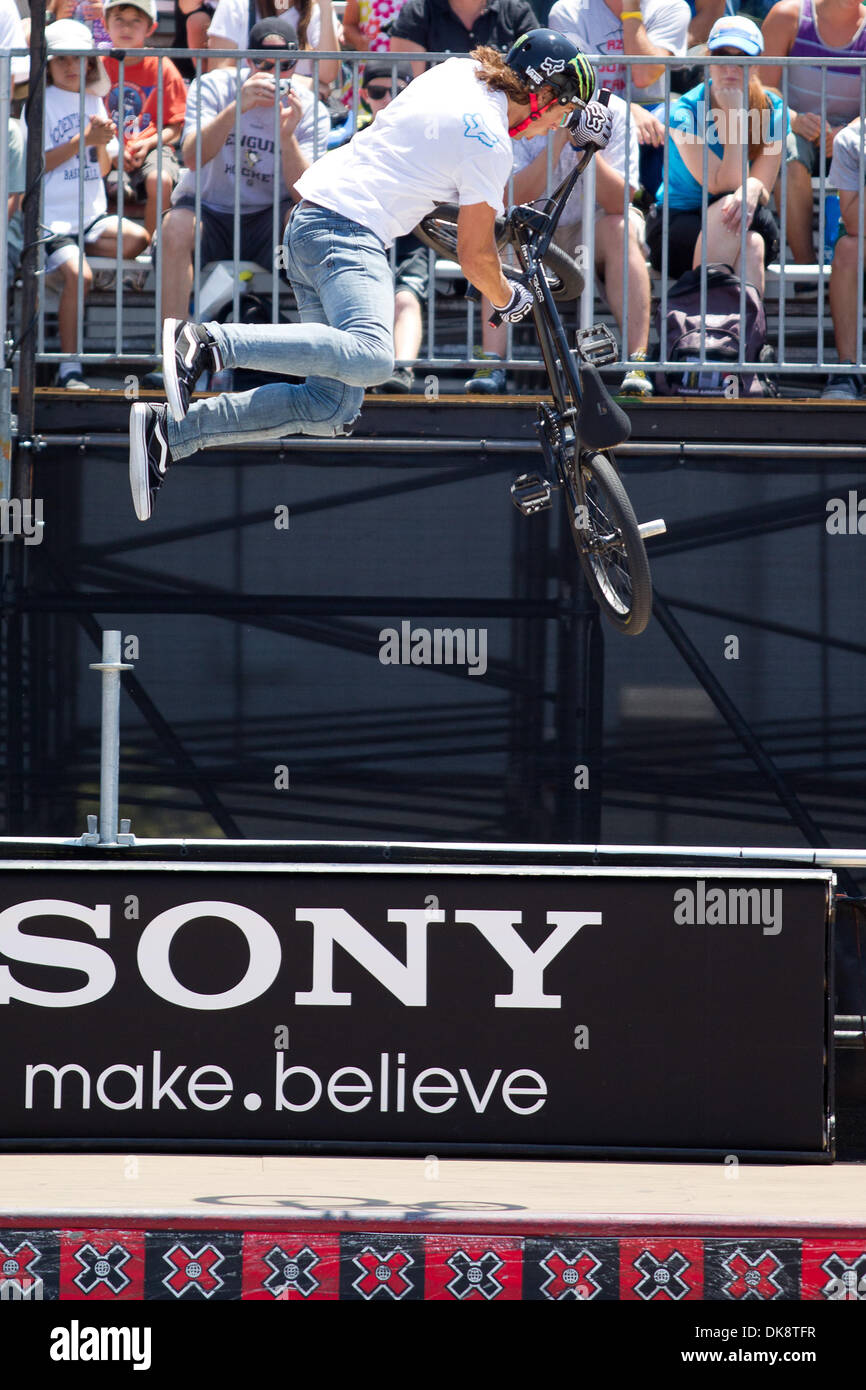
[471,45,532,105]
[261,0,313,49]
[746,74,771,162]
[709,68,773,163]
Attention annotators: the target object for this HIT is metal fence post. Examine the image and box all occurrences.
[77,629,135,847]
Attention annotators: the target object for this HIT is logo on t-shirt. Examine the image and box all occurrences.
[109,84,156,140]
[463,113,498,148]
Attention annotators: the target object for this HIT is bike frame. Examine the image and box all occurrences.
[500,140,605,516]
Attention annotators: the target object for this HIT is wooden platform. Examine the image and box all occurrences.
[2,1155,864,1299]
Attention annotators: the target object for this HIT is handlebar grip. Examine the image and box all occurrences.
[597,87,611,107]
[488,309,504,327]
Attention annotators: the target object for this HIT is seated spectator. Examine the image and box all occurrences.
[353,61,427,391]
[390,0,540,77]
[548,0,690,195]
[35,0,114,47]
[762,0,866,264]
[160,16,331,329]
[177,0,217,58]
[822,115,866,398]
[70,0,113,47]
[687,0,733,48]
[646,15,785,296]
[466,91,654,395]
[102,0,187,236]
[342,0,407,52]
[37,19,149,389]
[206,0,341,89]
[6,117,25,290]
[1,0,30,85]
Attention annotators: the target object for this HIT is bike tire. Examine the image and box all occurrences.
[570,452,653,636]
[415,203,585,302]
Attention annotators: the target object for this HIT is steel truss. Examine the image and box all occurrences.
[2,396,866,889]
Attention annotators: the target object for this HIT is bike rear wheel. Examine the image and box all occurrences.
[415,203,585,302]
[569,452,653,636]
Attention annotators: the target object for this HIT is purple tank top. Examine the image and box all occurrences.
[787,0,866,125]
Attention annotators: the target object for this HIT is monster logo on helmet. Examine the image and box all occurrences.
[506,29,596,108]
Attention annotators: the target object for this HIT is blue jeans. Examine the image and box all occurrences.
[167,203,396,460]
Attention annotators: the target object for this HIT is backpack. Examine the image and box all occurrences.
[655,264,776,398]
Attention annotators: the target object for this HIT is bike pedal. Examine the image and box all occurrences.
[511,473,553,516]
[575,323,619,368]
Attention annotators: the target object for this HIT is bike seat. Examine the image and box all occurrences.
[577,363,632,451]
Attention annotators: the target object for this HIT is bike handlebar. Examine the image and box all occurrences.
[488,88,611,326]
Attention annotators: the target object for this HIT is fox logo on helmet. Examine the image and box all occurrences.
[506,29,595,106]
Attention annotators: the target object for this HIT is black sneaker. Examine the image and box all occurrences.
[162,318,223,422]
[129,402,172,521]
[374,365,415,393]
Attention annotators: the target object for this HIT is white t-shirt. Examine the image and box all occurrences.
[549,0,689,104]
[512,91,638,225]
[829,118,866,192]
[0,0,29,84]
[295,58,513,246]
[173,67,331,211]
[39,85,116,233]
[207,0,323,78]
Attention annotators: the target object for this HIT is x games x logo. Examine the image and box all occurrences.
[352,1246,414,1300]
[162,1243,225,1298]
[73,1242,132,1296]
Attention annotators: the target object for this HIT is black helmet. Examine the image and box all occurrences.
[505,28,596,108]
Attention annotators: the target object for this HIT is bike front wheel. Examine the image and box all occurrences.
[415,203,585,302]
[569,452,653,636]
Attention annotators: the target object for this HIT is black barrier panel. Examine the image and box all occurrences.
[0,864,831,1156]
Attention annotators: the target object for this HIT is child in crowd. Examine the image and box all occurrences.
[38,20,149,389]
[103,0,188,235]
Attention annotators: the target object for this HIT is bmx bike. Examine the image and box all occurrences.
[416,93,665,637]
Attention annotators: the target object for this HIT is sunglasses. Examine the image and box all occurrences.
[365,84,405,100]
[252,53,295,70]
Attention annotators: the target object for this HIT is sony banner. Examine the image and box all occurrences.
[0,863,832,1155]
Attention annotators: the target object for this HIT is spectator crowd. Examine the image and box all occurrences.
[3,0,866,395]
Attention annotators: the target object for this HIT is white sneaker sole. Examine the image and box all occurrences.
[162,316,187,422]
[129,403,152,521]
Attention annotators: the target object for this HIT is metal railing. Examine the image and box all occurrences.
[3,48,865,390]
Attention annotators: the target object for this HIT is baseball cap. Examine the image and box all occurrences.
[46,19,110,93]
[103,0,158,20]
[707,15,764,56]
[361,60,413,87]
[248,16,300,52]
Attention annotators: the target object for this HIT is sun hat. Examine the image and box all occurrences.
[46,18,110,95]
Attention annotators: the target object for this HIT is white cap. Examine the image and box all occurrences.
[707,15,764,57]
[104,0,158,23]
